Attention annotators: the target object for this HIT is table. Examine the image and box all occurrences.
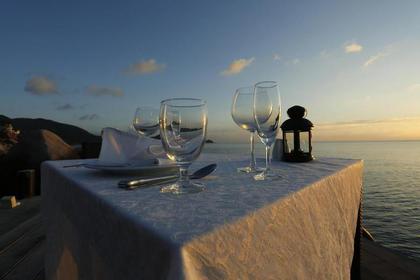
[42,154,363,280]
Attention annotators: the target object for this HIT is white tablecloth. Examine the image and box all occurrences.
[42,154,363,280]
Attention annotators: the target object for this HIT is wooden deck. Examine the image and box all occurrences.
[0,197,44,280]
[361,238,420,279]
[1,197,420,280]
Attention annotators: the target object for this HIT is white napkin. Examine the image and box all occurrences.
[98,127,165,165]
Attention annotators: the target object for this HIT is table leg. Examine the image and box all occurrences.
[351,190,362,280]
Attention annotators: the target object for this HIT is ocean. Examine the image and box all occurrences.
[203,141,420,261]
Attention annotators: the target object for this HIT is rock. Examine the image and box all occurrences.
[0,143,9,157]
[0,123,19,156]
[0,114,101,145]
[7,129,79,164]
[0,129,79,196]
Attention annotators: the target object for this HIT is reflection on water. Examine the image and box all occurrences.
[204,141,420,261]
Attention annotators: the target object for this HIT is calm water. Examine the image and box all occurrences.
[204,141,420,261]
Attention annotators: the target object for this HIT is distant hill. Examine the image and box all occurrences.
[0,115,100,145]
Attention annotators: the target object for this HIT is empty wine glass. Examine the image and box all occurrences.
[231,87,262,173]
[159,98,208,194]
[132,106,160,138]
[253,81,281,180]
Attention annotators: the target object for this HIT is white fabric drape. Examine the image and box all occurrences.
[42,154,362,280]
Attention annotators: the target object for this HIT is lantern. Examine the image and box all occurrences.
[280,105,314,162]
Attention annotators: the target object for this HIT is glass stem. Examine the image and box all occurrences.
[265,145,271,173]
[250,132,256,170]
[178,164,190,187]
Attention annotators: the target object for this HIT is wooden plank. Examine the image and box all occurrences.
[0,197,44,280]
[360,266,383,280]
[0,214,42,253]
[0,197,41,236]
[361,239,420,280]
[33,269,45,280]
[0,222,44,278]
[1,240,45,280]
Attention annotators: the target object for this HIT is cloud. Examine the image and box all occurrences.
[79,114,100,121]
[221,57,255,76]
[292,58,300,65]
[344,43,363,53]
[124,59,166,75]
[318,117,420,129]
[316,117,420,141]
[273,53,282,61]
[24,76,58,95]
[86,85,123,97]
[363,51,390,67]
[56,104,74,110]
[319,119,388,127]
[407,84,420,94]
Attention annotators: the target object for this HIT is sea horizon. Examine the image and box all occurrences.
[206,139,420,145]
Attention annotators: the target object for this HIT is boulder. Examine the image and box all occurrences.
[0,129,79,197]
[0,143,10,156]
[0,123,19,156]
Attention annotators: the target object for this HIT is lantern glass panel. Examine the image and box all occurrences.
[300,131,310,153]
[284,131,294,153]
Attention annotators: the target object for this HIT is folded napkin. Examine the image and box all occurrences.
[98,127,165,165]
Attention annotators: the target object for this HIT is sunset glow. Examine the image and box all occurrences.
[1,1,420,142]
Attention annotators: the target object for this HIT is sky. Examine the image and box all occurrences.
[1,0,420,142]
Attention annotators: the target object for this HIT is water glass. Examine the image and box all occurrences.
[159,98,208,194]
[253,81,281,180]
[231,87,262,173]
[132,106,160,138]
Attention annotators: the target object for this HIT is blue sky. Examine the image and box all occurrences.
[1,0,420,142]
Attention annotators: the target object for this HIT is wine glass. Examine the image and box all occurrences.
[231,87,262,173]
[253,81,281,180]
[132,106,160,138]
[159,98,208,194]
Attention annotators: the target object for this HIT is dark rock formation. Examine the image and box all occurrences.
[0,123,19,156]
[0,129,79,197]
[0,115,100,145]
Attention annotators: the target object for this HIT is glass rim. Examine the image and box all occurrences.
[255,81,278,89]
[161,98,206,108]
[235,86,254,93]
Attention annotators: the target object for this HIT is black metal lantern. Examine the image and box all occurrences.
[280,105,314,162]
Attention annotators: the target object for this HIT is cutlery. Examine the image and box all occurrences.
[118,163,217,190]
[63,159,159,168]
[63,163,129,168]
